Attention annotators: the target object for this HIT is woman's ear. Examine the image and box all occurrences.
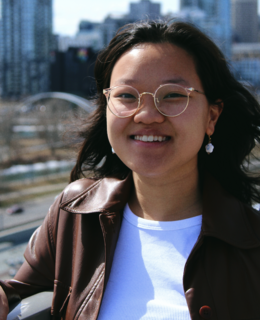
[206,100,223,136]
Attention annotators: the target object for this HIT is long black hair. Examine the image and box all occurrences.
[70,20,260,205]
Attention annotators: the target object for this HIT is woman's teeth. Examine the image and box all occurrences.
[134,135,167,142]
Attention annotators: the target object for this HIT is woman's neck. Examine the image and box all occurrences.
[128,169,202,221]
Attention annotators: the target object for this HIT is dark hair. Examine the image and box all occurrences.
[70,20,260,205]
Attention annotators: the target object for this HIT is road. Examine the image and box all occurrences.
[0,194,58,231]
[0,194,59,280]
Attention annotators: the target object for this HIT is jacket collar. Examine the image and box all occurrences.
[60,174,133,214]
[60,173,260,249]
[201,174,260,248]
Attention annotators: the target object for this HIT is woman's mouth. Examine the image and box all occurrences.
[131,135,170,142]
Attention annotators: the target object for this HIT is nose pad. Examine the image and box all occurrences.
[137,99,154,116]
[138,92,157,112]
[134,94,164,122]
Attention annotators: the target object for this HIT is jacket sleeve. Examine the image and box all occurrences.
[0,192,63,304]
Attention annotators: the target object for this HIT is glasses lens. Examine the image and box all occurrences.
[108,85,139,117]
[155,84,188,117]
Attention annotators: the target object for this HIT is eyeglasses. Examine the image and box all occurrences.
[103,84,205,118]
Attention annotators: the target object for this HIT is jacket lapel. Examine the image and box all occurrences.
[201,174,260,248]
[60,174,132,214]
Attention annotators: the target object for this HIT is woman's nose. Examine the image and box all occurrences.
[133,94,165,124]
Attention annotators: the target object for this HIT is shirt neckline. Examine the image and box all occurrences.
[123,204,202,231]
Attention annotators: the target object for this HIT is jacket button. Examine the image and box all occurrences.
[199,306,212,319]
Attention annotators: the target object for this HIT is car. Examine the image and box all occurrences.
[6,205,24,215]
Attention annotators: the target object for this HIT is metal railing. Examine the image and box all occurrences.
[7,291,53,320]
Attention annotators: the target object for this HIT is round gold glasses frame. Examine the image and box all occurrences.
[103,84,205,118]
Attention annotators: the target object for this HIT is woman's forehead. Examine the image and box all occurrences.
[110,42,200,89]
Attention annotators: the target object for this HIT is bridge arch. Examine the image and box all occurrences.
[20,92,93,112]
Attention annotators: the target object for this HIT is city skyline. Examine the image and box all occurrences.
[53,0,260,36]
[53,0,179,35]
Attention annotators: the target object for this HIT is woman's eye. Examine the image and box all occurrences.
[164,93,186,99]
[118,93,136,99]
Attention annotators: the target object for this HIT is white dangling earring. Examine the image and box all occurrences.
[111,147,115,154]
[205,135,214,154]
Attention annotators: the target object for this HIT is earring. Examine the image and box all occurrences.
[205,135,214,154]
[111,147,115,154]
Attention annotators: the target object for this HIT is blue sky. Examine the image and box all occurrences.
[53,0,180,35]
[53,0,260,36]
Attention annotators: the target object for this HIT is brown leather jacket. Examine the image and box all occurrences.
[1,174,260,320]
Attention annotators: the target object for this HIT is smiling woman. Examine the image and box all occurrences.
[1,21,260,320]
[106,43,220,195]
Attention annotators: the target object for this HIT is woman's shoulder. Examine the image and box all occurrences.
[62,177,100,203]
[58,174,133,214]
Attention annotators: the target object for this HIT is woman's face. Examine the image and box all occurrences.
[106,43,221,180]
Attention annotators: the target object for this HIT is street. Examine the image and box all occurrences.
[0,194,58,231]
[0,194,59,280]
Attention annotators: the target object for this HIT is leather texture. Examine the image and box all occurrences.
[1,173,260,320]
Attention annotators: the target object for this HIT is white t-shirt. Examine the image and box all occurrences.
[98,204,202,320]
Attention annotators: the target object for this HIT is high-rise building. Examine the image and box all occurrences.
[58,21,103,52]
[102,15,131,47]
[181,0,217,15]
[232,0,258,43]
[181,0,224,17]
[0,0,53,98]
[50,47,98,98]
[232,43,260,87]
[102,0,161,47]
[129,0,161,21]
[179,0,232,57]
[181,0,199,9]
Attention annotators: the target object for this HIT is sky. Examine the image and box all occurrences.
[53,0,180,36]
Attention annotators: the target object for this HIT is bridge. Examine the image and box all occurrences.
[18,91,94,113]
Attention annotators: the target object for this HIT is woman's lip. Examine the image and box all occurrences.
[130,138,170,148]
[130,131,170,137]
[129,135,171,146]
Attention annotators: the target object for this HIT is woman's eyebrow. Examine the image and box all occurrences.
[161,78,190,86]
[112,79,137,86]
[113,77,190,86]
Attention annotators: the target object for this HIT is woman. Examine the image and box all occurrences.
[1,21,260,320]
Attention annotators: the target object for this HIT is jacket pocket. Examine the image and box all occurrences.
[52,279,72,319]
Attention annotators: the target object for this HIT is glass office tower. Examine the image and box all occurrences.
[0,0,53,98]
[180,0,232,58]
[232,0,258,43]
